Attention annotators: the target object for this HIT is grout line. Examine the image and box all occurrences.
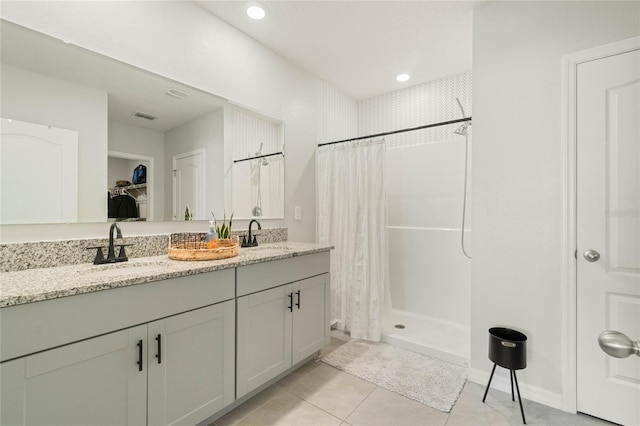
[215,385,281,426]
[342,384,378,423]
[278,387,345,424]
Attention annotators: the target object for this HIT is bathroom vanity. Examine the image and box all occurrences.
[0,242,331,426]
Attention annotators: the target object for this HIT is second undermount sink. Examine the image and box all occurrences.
[243,245,292,252]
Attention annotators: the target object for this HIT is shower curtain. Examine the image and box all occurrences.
[317,138,390,341]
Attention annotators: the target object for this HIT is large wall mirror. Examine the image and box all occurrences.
[0,20,285,225]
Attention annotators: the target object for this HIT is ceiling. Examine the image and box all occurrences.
[197,1,480,100]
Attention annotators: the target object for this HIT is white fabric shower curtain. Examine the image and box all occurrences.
[317,138,390,341]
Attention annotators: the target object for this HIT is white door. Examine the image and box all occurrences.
[173,149,205,220]
[0,325,147,426]
[0,118,78,224]
[147,302,235,426]
[236,284,293,398]
[577,48,640,425]
[292,274,328,365]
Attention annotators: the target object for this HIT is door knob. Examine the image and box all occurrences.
[583,249,600,262]
[598,330,640,358]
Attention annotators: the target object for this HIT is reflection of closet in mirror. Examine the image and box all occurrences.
[107,152,153,221]
[228,108,285,219]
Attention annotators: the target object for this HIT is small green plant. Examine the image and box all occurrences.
[184,205,193,221]
[211,210,234,239]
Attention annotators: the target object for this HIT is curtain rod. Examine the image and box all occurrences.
[317,117,472,147]
[233,151,284,164]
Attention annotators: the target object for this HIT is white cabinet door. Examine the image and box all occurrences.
[0,325,147,426]
[147,301,235,426]
[236,284,293,398]
[292,274,329,365]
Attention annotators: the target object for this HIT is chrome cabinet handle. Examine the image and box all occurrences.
[583,249,600,262]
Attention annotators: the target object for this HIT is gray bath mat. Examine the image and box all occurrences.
[321,339,467,412]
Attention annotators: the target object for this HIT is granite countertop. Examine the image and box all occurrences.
[0,241,332,308]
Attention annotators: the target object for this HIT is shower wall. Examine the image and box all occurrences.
[317,73,472,329]
[359,73,472,328]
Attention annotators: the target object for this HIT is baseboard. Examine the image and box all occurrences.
[468,368,562,410]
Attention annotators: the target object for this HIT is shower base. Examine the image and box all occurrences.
[382,309,470,367]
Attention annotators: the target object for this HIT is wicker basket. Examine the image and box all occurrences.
[168,234,239,261]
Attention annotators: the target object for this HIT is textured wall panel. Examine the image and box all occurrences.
[316,79,358,144]
[228,108,283,160]
[358,73,472,148]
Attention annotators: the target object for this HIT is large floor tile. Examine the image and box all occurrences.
[214,386,282,426]
[446,382,510,426]
[235,389,342,426]
[277,363,376,420]
[481,383,562,425]
[346,387,448,426]
[545,411,613,426]
[276,358,323,388]
[319,336,350,357]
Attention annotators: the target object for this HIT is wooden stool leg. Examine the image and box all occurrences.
[482,363,497,403]
[512,370,526,424]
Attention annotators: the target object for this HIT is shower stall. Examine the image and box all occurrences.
[360,80,472,367]
[317,74,472,366]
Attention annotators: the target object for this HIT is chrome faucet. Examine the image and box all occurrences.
[88,222,130,264]
[242,219,262,247]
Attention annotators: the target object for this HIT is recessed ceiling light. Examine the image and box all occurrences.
[246,3,266,20]
[396,73,410,82]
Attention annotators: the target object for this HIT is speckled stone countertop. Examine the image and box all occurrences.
[0,241,332,308]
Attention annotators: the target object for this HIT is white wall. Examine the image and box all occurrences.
[108,121,165,221]
[471,0,640,406]
[107,157,135,189]
[0,0,317,241]
[1,63,108,223]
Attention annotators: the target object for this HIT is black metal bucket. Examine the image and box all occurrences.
[488,327,527,370]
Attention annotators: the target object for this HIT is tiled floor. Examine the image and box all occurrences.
[212,334,612,426]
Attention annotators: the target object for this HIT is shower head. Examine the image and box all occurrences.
[454,123,469,136]
[454,97,470,136]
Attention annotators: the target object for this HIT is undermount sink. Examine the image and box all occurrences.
[78,260,170,277]
[243,245,291,252]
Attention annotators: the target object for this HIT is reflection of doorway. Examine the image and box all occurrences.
[1,118,78,224]
[173,149,205,220]
[108,151,153,221]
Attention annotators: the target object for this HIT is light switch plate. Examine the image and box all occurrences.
[294,206,302,220]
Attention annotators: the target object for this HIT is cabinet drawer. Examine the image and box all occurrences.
[237,252,330,297]
[1,269,234,362]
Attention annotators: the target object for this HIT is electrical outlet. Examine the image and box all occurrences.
[294,206,302,221]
